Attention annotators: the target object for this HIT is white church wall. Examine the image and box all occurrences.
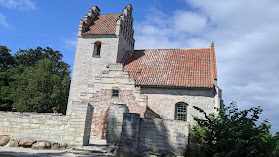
[141,87,219,126]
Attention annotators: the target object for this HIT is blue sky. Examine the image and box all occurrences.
[1,0,279,132]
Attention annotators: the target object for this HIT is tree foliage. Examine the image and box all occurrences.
[0,46,15,111]
[0,46,70,114]
[188,102,279,157]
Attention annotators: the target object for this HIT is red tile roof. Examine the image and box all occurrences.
[147,104,160,117]
[122,48,217,88]
[82,14,122,35]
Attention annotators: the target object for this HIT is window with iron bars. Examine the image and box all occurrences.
[175,102,187,121]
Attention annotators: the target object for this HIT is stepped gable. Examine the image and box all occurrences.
[122,47,217,88]
[82,14,122,35]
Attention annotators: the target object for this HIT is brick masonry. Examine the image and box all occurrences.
[88,63,147,140]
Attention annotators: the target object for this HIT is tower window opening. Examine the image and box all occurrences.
[93,41,102,57]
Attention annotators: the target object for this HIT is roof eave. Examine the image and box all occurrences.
[80,34,118,38]
[137,84,215,89]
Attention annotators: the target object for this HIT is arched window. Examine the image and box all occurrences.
[93,41,102,57]
[175,102,188,121]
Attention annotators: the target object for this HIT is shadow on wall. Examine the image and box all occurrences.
[141,87,215,98]
[106,104,129,145]
[138,118,188,156]
[107,104,189,156]
[83,104,94,146]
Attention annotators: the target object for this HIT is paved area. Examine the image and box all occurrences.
[0,140,115,157]
[0,147,73,157]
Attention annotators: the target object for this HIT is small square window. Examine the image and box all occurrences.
[111,89,119,98]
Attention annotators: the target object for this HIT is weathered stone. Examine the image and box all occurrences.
[119,113,140,150]
[18,139,37,148]
[59,143,68,150]
[0,135,10,146]
[51,142,59,150]
[31,141,51,150]
[8,139,19,147]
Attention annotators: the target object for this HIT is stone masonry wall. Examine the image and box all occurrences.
[106,104,129,145]
[0,112,68,143]
[141,87,220,126]
[137,118,189,156]
[0,101,92,147]
[119,113,141,150]
[116,4,135,63]
[106,104,189,156]
[67,5,135,116]
[64,101,93,146]
[67,36,120,115]
[107,104,189,156]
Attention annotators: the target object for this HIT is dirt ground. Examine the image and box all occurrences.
[0,146,90,157]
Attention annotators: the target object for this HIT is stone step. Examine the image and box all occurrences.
[72,146,108,153]
[66,149,116,157]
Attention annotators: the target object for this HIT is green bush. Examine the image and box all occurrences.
[188,102,279,157]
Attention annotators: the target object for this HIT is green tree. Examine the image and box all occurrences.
[188,102,279,157]
[0,46,15,111]
[12,47,70,114]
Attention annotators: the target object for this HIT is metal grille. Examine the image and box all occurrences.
[175,103,187,121]
[111,89,119,98]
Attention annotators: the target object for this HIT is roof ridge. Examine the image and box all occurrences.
[134,48,211,51]
[99,13,122,15]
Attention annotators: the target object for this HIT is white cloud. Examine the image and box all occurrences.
[62,32,77,49]
[0,0,36,11]
[64,39,77,48]
[174,11,207,34]
[134,1,279,132]
[0,13,14,29]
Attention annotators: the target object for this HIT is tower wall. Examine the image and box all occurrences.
[67,4,135,115]
[116,4,135,63]
[67,36,120,115]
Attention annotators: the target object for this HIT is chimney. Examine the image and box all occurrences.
[211,41,214,47]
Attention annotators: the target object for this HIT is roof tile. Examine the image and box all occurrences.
[82,14,122,35]
[122,48,217,88]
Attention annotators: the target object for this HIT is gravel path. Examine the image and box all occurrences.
[0,146,91,157]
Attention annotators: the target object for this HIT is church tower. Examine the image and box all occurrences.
[67,4,135,114]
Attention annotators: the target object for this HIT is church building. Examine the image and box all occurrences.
[67,4,223,140]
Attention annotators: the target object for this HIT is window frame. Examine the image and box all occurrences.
[174,102,188,121]
[93,41,102,57]
[111,89,119,98]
